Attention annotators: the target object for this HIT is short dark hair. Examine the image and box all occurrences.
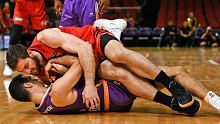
[6,44,29,70]
[9,74,31,102]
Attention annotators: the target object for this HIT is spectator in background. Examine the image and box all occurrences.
[179,21,192,47]
[3,0,47,77]
[187,12,197,31]
[54,19,60,27]
[124,12,134,28]
[0,6,5,34]
[2,1,11,34]
[164,20,178,47]
[200,26,217,47]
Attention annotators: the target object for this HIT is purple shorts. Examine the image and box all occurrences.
[107,81,137,112]
[60,0,102,27]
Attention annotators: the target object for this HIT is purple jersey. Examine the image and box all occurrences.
[35,78,136,114]
[60,0,102,27]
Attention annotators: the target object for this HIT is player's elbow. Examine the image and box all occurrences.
[78,42,93,53]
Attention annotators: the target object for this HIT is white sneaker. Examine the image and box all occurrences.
[93,19,127,32]
[3,64,13,77]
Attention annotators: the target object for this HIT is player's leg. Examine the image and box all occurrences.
[4,3,28,77]
[10,2,29,47]
[159,66,220,112]
[9,24,23,47]
[98,60,202,115]
[59,0,80,27]
[93,19,193,108]
[100,35,194,108]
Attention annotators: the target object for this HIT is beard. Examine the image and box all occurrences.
[31,56,42,75]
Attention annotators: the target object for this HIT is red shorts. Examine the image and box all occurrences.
[93,27,123,59]
[13,0,47,30]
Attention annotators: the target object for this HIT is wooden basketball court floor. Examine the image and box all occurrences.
[0,47,220,124]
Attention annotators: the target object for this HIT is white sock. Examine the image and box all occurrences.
[204,91,220,112]
[111,28,122,41]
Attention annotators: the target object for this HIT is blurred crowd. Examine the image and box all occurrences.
[164,12,218,47]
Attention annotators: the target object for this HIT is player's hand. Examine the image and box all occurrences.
[51,63,68,75]
[97,0,110,14]
[54,0,63,16]
[82,84,100,111]
[45,62,57,82]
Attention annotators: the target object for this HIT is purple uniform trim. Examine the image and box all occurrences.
[35,78,136,114]
[60,0,102,27]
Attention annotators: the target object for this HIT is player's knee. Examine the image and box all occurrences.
[112,50,129,63]
[176,66,187,74]
[115,67,130,81]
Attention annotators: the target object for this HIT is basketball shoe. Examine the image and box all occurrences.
[171,97,202,115]
[3,64,13,77]
[169,79,194,108]
[93,19,127,32]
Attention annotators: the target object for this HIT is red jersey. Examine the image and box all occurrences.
[1,8,10,28]
[29,25,100,76]
[58,25,96,47]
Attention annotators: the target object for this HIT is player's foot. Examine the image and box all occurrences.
[171,97,202,115]
[93,19,127,32]
[3,64,13,77]
[204,91,220,113]
[169,79,194,108]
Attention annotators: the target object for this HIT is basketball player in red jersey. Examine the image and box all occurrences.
[1,2,11,34]
[3,0,47,77]
[7,19,195,111]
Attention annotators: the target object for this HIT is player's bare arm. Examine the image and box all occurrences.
[45,55,80,82]
[37,76,51,85]
[50,59,83,107]
[38,28,96,89]
[98,0,110,14]
[37,29,100,110]
[54,0,63,15]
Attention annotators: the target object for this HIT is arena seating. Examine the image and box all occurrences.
[156,0,219,29]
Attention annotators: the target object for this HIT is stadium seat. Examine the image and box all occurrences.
[138,27,152,46]
[108,14,118,20]
[177,11,186,28]
[121,28,138,46]
[168,0,176,12]
[152,27,164,46]
[159,0,168,12]
[156,11,166,27]
[194,27,205,40]
[177,0,185,12]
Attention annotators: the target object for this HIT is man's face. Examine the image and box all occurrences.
[168,21,173,26]
[16,57,42,75]
[183,22,188,27]
[23,75,45,87]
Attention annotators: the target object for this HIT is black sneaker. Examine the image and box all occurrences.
[169,79,194,108]
[170,97,202,115]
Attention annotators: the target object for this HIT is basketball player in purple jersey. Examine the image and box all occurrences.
[54,0,110,27]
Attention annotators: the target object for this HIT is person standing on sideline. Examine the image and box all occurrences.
[3,0,47,77]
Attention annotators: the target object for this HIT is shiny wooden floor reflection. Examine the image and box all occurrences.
[0,47,220,124]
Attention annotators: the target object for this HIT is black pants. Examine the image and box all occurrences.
[179,36,192,47]
[10,24,42,46]
[165,35,177,46]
